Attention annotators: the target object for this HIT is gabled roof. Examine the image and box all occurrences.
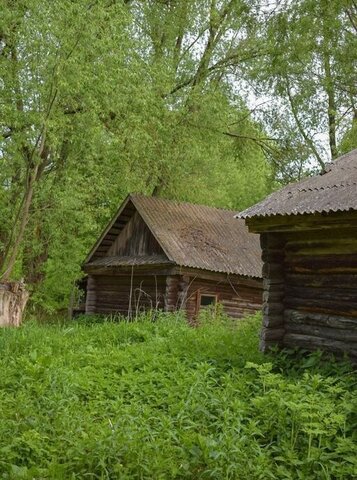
[85,194,262,278]
[238,149,357,219]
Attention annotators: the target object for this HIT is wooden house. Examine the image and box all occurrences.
[238,149,357,360]
[83,194,263,320]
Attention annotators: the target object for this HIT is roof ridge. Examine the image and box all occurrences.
[129,193,239,214]
[297,181,357,192]
[333,147,357,164]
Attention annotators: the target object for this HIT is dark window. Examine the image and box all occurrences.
[200,294,217,307]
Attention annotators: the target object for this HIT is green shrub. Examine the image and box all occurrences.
[0,313,355,479]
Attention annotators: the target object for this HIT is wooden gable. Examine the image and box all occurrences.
[85,196,168,264]
[107,210,164,257]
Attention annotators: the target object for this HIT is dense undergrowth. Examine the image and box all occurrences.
[0,312,356,479]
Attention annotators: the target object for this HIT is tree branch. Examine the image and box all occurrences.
[285,79,325,168]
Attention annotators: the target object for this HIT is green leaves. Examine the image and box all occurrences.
[0,313,355,479]
[2,0,355,306]
[246,0,357,171]
[1,0,274,304]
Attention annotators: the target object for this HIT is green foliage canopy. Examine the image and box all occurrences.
[1,0,273,309]
[1,0,356,309]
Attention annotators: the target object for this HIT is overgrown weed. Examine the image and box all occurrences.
[0,312,355,479]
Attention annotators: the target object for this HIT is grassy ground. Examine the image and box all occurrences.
[0,312,356,479]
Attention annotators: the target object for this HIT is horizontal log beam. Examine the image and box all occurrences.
[285,273,357,290]
[263,314,284,328]
[261,327,285,341]
[285,286,357,303]
[283,333,357,357]
[284,297,357,316]
[263,302,284,315]
[286,324,357,342]
[247,212,357,233]
[284,309,357,330]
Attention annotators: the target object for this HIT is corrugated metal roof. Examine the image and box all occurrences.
[88,255,173,267]
[86,195,262,278]
[238,149,357,219]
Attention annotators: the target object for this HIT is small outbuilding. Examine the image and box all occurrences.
[83,194,263,320]
[239,149,357,360]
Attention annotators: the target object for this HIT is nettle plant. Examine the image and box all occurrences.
[0,313,355,479]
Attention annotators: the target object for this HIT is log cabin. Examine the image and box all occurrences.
[238,149,357,361]
[83,194,263,321]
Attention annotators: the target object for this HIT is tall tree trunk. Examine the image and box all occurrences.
[286,79,325,169]
[321,2,338,160]
[23,221,49,288]
[0,282,29,327]
[0,165,39,281]
[323,51,337,159]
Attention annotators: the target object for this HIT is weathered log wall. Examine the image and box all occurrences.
[260,233,286,350]
[85,271,263,321]
[165,275,179,312]
[259,224,357,360]
[86,274,166,316]
[282,228,357,359]
[181,275,262,322]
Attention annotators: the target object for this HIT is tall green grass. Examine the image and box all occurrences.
[0,313,356,479]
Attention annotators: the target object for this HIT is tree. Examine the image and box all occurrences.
[243,0,357,177]
[0,0,131,280]
[107,0,274,202]
[1,0,274,311]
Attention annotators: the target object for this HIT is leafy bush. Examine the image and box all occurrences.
[0,313,355,479]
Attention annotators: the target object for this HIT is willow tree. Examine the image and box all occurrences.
[0,0,275,314]
[0,0,133,319]
[105,0,275,205]
[243,0,357,179]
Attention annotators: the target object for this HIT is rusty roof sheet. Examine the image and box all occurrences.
[86,195,262,278]
[238,149,357,219]
[88,255,173,267]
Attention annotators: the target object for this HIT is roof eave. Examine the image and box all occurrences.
[83,193,132,265]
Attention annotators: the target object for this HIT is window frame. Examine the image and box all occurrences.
[197,292,219,314]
